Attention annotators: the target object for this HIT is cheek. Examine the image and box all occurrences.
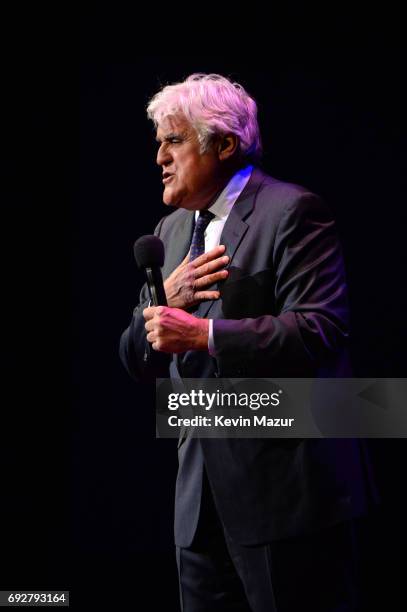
[163,175,187,204]
[184,160,207,188]
[174,167,192,192]
[173,173,188,193]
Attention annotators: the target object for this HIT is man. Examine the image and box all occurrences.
[120,74,377,611]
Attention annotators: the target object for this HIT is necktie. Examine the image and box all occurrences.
[189,210,215,261]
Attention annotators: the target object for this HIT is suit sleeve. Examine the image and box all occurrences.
[212,193,350,375]
[119,217,171,381]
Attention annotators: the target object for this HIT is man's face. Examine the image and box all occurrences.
[155,115,224,211]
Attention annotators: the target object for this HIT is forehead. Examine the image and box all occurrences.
[156,115,194,138]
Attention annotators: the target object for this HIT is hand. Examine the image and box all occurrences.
[164,245,229,309]
[143,306,209,353]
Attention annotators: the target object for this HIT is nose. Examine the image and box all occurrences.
[156,142,172,167]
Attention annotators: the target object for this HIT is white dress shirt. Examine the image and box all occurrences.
[194,165,253,355]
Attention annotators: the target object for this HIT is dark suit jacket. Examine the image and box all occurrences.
[120,168,378,547]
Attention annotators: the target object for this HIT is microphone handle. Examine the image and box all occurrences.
[146,267,168,306]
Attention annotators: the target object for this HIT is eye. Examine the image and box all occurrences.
[156,134,184,148]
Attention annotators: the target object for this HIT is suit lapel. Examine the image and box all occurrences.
[162,211,195,278]
[195,168,266,320]
[162,211,195,378]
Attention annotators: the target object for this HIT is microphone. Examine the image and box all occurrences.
[133,235,168,306]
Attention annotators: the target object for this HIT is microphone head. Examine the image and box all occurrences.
[133,235,165,269]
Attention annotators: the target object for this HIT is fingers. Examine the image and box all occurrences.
[192,252,229,289]
[194,290,220,302]
[143,305,164,321]
[144,318,155,333]
[196,255,229,277]
[146,330,156,344]
[144,307,161,343]
[143,306,155,321]
[193,269,228,289]
[150,244,229,313]
[191,245,227,267]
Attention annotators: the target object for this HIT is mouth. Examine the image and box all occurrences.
[162,173,174,184]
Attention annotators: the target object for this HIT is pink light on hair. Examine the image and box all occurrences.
[147,73,262,163]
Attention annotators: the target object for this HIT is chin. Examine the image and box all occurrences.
[163,188,176,206]
[163,196,178,207]
[163,192,184,208]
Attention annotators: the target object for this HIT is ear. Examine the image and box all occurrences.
[217,133,239,161]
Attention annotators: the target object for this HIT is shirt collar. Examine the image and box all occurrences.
[195,165,253,221]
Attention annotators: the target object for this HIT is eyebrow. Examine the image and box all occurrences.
[155,131,185,143]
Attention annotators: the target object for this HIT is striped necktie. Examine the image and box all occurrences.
[189,210,215,261]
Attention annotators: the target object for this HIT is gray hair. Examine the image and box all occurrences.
[147,73,262,162]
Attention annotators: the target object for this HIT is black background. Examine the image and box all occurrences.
[2,10,407,611]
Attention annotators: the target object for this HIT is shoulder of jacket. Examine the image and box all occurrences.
[257,171,315,200]
[254,170,323,214]
[155,207,190,234]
